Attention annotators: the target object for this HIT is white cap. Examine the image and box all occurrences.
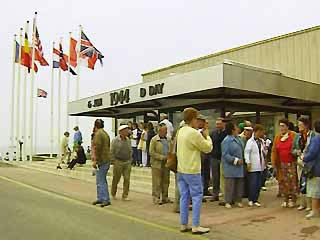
[119,125,129,132]
[244,127,253,131]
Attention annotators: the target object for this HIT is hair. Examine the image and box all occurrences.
[254,124,264,132]
[143,123,148,130]
[95,119,104,129]
[158,123,167,129]
[298,117,311,129]
[183,107,199,124]
[216,117,224,122]
[279,118,289,127]
[314,120,320,133]
[74,126,79,131]
[288,122,295,131]
[147,122,154,131]
[225,122,236,135]
[64,131,69,136]
[132,122,138,128]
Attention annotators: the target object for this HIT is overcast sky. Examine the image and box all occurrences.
[1,0,319,154]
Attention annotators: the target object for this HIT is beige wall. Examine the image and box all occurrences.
[142,27,320,85]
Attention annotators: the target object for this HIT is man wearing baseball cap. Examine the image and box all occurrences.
[111,124,133,201]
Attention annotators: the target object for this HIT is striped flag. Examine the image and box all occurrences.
[34,27,49,66]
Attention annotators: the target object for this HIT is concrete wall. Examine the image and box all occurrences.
[142,26,320,85]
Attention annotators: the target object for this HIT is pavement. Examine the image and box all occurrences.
[1,163,320,240]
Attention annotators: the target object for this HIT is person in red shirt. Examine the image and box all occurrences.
[272,119,298,208]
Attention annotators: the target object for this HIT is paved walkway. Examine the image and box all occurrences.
[0,165,320,240]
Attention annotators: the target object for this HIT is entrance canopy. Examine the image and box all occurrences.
[68,61,320,118]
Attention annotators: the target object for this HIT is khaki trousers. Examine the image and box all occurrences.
[152,167,170,201]
[111,160,132,198]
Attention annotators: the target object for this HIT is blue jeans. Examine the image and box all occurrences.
[96,163,110,202]
[248,171,262,203]
[177,173,203,227]
[132,147,138,165]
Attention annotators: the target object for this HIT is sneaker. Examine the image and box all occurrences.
[236,203,244,208]
[92,200,103,205]
[306,211,320,219]
[254,202,261,207]
[297,206,306,211]
[162,198,173,204]
[225,203,232,209]
[306,208,312,212]
[192,226,210,235]
[180,225,192,233]
[288,201,296,208]
[261,187,267,191]
[281,202,288,208]
[248,201,254,207]
[122,197,131,201]
[100,201,111,207]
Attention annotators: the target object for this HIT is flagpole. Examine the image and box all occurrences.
[58,37,62,159]
[34,93,38,154]
[75,25,82,126]
[15,28,23,161]
[66,32,71,132]
[50,41,55,158]
[10,34,17,159]
[22,21,29,161]
[29,12,37,162]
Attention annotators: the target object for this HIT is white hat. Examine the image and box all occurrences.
[119,125,129,132]
[244,127,253,131]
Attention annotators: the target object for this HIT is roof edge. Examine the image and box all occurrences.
[141,25,320,77]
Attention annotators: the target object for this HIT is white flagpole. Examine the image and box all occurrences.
[66,32,71,132]
[29,12,37,162]
[75,25,82,126]
[34,92,38,154]
[15,28,23,161]
[22,21,29,161]
[58,38,62,159]
[50,41,55,158]
[10,34,17,159]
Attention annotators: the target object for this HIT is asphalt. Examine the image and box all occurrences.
[0,178,200,240]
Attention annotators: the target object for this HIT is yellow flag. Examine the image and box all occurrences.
[24,32,30,53]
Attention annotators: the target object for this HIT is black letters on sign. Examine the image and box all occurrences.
[110,89,130,106]
[140,88,147,98]
[149,83,165,96]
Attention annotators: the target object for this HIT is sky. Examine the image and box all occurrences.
[1,0,319,154]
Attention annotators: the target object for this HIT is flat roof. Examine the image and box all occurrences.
[142,25,320,77]
[68,61,320,118]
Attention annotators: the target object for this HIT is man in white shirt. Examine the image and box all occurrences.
[160,113,174,140]
[57,132,70,170]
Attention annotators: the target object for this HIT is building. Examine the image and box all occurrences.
[69,26,320,136]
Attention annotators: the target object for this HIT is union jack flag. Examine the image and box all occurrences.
[34,27,49,66]
[37,88,48,98]
[80,31,104,69]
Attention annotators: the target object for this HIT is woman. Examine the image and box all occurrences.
[146,122,156,167]
[138,124,148,167]
[272,118,298,208]
[221,122,245,209]
[292,117,316,211]
[303,120,320,219]
[177,108,212,234]
[68,144,87,170]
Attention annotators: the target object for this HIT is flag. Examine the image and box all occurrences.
[53,45,77,75]
[37,88,47,98]
[70,38,77,67]
[79,31,104,70]
[21,32,31,70]
[34,27,49,66]
[16,40,38,73]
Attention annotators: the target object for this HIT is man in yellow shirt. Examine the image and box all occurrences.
[57,132,70,170]
[177,108,213,235]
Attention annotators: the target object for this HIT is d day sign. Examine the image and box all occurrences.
[110,83,165,106]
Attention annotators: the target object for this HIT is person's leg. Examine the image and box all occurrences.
[122,161,132,199]
[96,163,110,202]
[186,174,203,227]
[224,178,234,204]
[211,158,220,199]
[261,168,267,188]
[152,167,161,203]
[248,172,256,203]
[142,151,147,167]
[162,168,170,202]
[111,161,122,197]
[174,173,180,212]
[137,149,142,166]
[255,172,262,202]
[203,158,210,195]
[235,178,244,204]
[178,173,190,226]
[68,158,77,169]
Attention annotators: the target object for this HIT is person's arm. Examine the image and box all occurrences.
[291,135,301,158]
[222,140,238,165]
[304,137,320,163]
[93,132,103,162]
[191,130,213,154]
[271,135,278,168]
[150,138,165,161]
[244,141,252,165]
[110,139,116,163]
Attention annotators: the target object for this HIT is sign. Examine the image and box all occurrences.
[110,89,130,106]
[140,83,165,98]
[88,98,103,109]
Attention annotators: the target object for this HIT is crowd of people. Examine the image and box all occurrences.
[55,109,320,235]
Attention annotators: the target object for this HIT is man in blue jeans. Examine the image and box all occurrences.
[92,119,111,207]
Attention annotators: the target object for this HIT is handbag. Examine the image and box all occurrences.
[166,135,178,173]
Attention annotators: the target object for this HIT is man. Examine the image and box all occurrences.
[150,123,172,205]
[160,113,174,140]
[131,123,139,167]
[136,122,143,167]
[197,115,211,198]
[111,125,133,201]
[209,118,227,201]
[57,132,71,170]
[245,124,266,207]
[73,126,83,148]
[92,119,111,207]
